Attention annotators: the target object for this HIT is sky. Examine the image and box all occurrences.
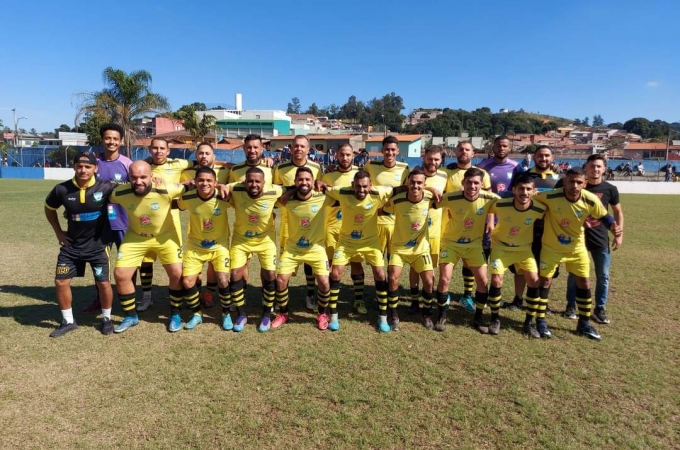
[2,0,679,133]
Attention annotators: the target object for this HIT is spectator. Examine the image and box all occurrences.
[637,161,645,176]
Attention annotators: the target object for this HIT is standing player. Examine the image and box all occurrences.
[81,123,133,314]
[180,142,229,308]
[478,136,524,196]
[271,167,333,330]
[321,143,367,314]
[226,168,283,332]
[383,169,435,331]
[320,170,394,331]
[488,173,546,337]
[506,145,561,311]
[272,135,322,311]
[535,168,622,340]
[228,134,273,184]
[176,167,231,331]
[434,168,499,333]
[137,138,193,311]
[443,141,491,312]
[109,161,186,333]
[44,152,117,337]
[562,154,623,323]
[365,136,410,257]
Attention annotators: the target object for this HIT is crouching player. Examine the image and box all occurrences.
[487,173,546,337]
[383,169,436,332]
[176,167,231,331]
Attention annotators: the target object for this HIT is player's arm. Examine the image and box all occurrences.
[44,189,70,247]
[610,202,624,250]
[486,212,496,234]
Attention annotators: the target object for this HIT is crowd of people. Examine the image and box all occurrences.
[44,127,624,341]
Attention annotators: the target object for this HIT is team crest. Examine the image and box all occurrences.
[394,174,402,181]
[524,218,533,225]
[354,214,364,224]
[509,226,520,236]
[491,259,501,270]
[248,214,259,224]
[93,192,103,202]
[311,205,319,213]
[476,208,484,215]
[540,260,547,270]
[214,208,222,216]
[93,266,103,277]
[411,222,421,231]
[560,218,570,228]
[114,173,122,181]
[365,203,373,210]
[151,202,159,211]
[127,203,136,211]
[165,169,172,175]
[464,218,474,230]
[261,204,269,211]
[139,215,151,227]
[203,219,214,231]
[575,211,583,219]
[441,249,449,258]
[336,210,342,220]
[300,217,311,228]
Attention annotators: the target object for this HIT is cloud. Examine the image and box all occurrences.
[645,81,660,88]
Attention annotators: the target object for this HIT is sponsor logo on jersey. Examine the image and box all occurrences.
[560,218,570,228]
[557,234,572,245]
[350,230,363,240]
[476,207,485,215]
[201,239,216,248]
[524,218,533,225]
[114,173,122,181]
[296,237,311,248]
[509,226,520,236]
[248,214,259,223]
[354,214,364,224]
[405,238,417,247]
[214,207,222,216]
[411,222,421,231]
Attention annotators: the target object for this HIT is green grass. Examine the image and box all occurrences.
[0,179,678,449]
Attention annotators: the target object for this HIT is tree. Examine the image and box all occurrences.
[583,117,590,126]
[30,128,37,135]
[74,67,170,157]
[623,118,651,137]
[54,124,71,135]
[573,118,582,125]
[286,97,301,114]
[174,105,216,147]
[76,112,110,146]
[592,114,604,127]
[607,122,624,129]
[306,103,320,117]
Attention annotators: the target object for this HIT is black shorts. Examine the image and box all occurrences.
[55,245,110,281]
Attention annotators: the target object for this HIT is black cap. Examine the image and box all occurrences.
[73,151,98,166]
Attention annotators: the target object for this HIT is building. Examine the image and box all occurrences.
[268,134,364,153]
[134,116,185,138]
[364,134,424,158]
[212,110,291,139]
[619,142,680,160]
[407,109,443,126]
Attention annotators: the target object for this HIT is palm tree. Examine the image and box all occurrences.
[176,106,217,147]
[74,67,170,156]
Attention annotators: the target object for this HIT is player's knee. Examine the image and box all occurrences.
[55,278,71,288]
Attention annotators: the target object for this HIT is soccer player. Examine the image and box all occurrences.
[562,154,623,323]
[320,143,367,314]
[176,166,231,331]
[434,168,499,333]
[109,160,185,333]
[443,141,491,312]
[180,142,229,308]
[226,167,283,332]
[272,135,322,311]
[44,152,117,337]
[488,173,546,337]
[535,168,622,341]
[407,145,448,315]
[478,136,524,195]
[365,135,410,256]
[320,170,394,331]
[81,123,133,314]
[228,134,273,184]
[137,137,192,311]
[383,169,435,331]
[271,167,333,330]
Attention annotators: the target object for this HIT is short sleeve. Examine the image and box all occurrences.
[45,186,62,210]
[609,186,620,206]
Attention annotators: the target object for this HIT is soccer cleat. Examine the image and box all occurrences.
[317,313,330,331]
[233,315,247,332]
[434,312,447,332]
[459,294,475,313]
[99,317,114,336]
[258,316,271,332]
[592,307,611,324]
[489,319,501,336]
[305,295,316,312]
[136,295,153,312]
[271,313,289,329]
[201,292,215,309]
[114,315,139,334]
[473,320,489,334]
[167,314,183,332]
[49,320,78,338]
[523,322,541,339]
[377,316,391,333]
[504,297,523,311]
[577,321,602,341]
[329,315,340,331]
[81,298,101,314]
[563,304,578,320]
[423,315,434,330]
[408,300,420,314]
[184,314,203,330]
[353,300,367,315]
[390,315,401,332]
[222,314,233,331]
[536,319,552,339]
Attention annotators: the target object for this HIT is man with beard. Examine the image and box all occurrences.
[383,169,435,331]
[175,167,232,331]
[109,160,185,333]
[506,145,561,311]
[228,134,273,184]
[225,167,283,332]
[487,173,546,337]
[478,136,524,196]
[434,168,499,333]
[271,167,333,330]
[272,135,322,312]
[44,152,118,337]
[320,143,366,314]
[443,141,491,313]
[319,170,394,331]
[535,168,621,341]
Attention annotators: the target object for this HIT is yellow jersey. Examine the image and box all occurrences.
[365,160,409,226]
[181,164,229,184]
[437,191,499,246]
[444,165,491,192]
[424,169,448,240]
[325,185,393,245]
[177,191,231,251]
[228,160,273,184]
[228,183,283,240]
[489,198,546,250]
[383,191,432,255]
[281,191,333,251]
[273,160,322,187]
[321,167,359,234]
[110,182,185,237]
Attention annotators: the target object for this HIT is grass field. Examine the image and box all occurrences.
[0,179,678,449]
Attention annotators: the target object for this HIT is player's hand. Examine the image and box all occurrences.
[264,157,274,168]
[612,234,623,251]
[278,188,295,205]
[182,179,196,188]
[424,187,442,203]
[610,223,622,237]
[216,183,230,200]
[314,180,328,192]
[56,231,71,247]
[152,176,166,185]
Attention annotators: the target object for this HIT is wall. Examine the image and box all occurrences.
[44,168,75,180]
[609,181,680,195]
